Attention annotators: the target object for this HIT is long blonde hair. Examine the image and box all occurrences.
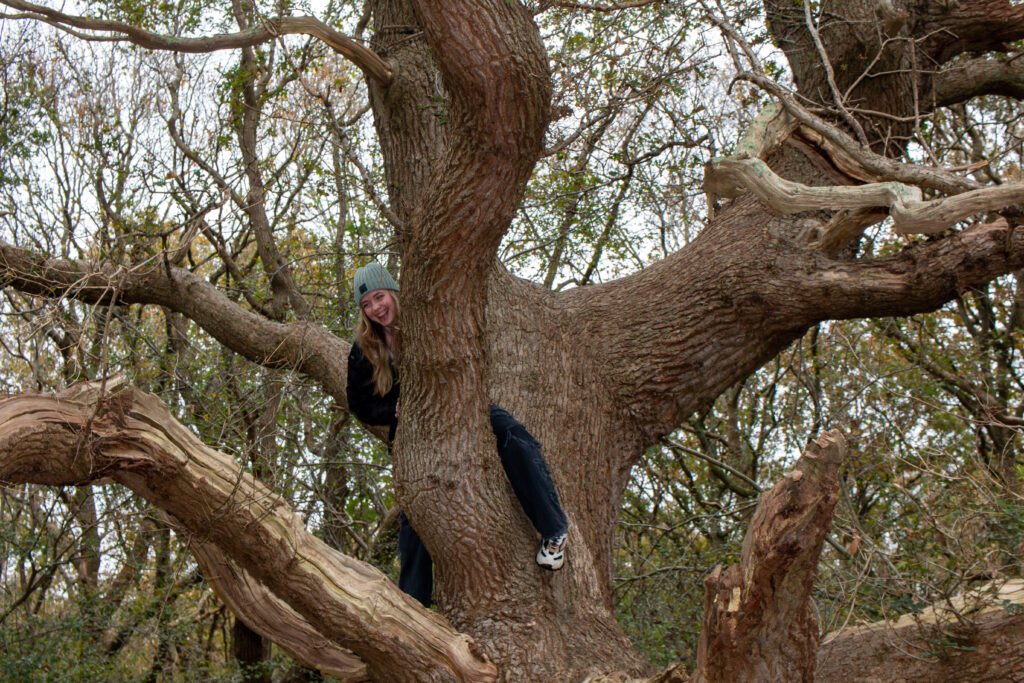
[354,291,400,396]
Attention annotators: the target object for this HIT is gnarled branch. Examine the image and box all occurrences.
[704,156,1024,234]
[0,379,496,682]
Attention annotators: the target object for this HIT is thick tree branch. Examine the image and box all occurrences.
[0,380,496,682]
[933,55,1024,108]
[816,580,1024,681]
[566,195,1024,445]
[189,542,369,681]
[405,0,551,256]
[805,219,1024,322]
[916,0,1024,63]
[0,242,352,404]
[0,0,392,84]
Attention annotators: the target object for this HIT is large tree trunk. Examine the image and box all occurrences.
[364,0,649,676]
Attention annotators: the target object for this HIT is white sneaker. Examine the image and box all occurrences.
[536,533,567,571]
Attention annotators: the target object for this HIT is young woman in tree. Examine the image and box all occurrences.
[346,262,569,607]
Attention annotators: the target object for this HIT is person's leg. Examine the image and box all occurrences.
[398,511,433,607]
[489,405,568,539]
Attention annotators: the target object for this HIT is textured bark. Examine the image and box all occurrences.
[816,580,1024,682]
[364,2,643,678]
[689,431,846,682]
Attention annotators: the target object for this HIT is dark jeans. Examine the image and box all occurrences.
[397,405,569,607]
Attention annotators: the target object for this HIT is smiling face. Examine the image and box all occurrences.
[360,289,397,329]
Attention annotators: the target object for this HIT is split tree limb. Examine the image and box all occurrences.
[0,0,392,84]
[0,379,496,682]
[189,542,369,681]
[690,431,846,682]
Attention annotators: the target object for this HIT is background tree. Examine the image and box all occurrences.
[1,0,1023,680]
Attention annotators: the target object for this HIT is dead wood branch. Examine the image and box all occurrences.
[0,379,495,682]
[704,156,1024,234]
[690,431,846,682]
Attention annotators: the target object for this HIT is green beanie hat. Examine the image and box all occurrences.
[353,262,399,308]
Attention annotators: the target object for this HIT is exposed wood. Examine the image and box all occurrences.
[808,209,888,256]
[734,71,981,194]
[689,431,846,682]
[0,379,495,682]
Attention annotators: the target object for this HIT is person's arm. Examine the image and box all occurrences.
[346,344,399,430]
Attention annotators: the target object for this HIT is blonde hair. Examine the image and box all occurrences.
[354,291,400,396]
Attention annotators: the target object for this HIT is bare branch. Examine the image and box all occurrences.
[704,156,1024,234]
[0,242,352,403]
[0,0,392,84]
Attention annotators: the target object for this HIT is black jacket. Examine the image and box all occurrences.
[347,341,399,440]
